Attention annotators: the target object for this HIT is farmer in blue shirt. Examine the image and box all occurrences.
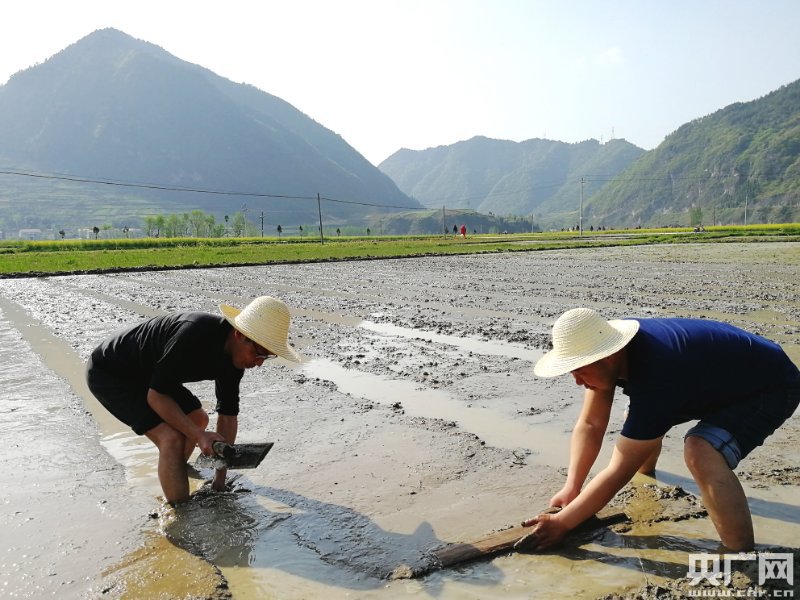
[524,308,800,551]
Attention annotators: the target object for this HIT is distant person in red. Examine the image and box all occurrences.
[86,296,301,505]
[460,224,467,238]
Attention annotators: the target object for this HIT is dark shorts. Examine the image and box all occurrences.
[85,356,202,435]
[685,379,800,469]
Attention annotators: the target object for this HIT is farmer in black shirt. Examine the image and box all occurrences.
[86,296,301,505]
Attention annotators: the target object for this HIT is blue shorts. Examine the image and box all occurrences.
[685,380,800,469]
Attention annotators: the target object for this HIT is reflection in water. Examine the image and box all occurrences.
[303,358,566,465]
[100,529,228,600]
[360,320,543,361]
[101,430,161,486]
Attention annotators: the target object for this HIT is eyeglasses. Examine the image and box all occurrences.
[249,339,277,360]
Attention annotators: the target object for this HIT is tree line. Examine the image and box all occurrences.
[143,210,241,238]
[97,210,359,239]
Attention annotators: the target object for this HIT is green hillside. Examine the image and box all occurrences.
[586,79,800,227]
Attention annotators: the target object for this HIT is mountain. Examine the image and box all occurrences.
[585,79,800,227]
[378,136,645,227]
[380,78,800,230]
[0,28,419,233]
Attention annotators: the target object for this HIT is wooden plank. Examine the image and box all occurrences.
[389,508,628,579]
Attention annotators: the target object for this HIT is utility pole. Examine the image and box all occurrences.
[579,177,584,236]
[442,205,446,237]
[260,212,264,237]
[744,195,748,226]
[317,193,325,244]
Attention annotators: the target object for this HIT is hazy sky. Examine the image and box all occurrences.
[2,0,799,166]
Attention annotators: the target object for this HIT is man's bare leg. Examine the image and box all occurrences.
[684,435,754,551]
[638,436,663,475]
[146,422,193,504]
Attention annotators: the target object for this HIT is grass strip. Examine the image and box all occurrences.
[2,226,799,277]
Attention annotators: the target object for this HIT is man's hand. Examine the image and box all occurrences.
[518,512,570,550]
[196,430,225,456]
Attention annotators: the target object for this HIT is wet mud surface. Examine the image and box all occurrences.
[1,241,799,599]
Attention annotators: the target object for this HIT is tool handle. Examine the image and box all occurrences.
[212,441,235,458]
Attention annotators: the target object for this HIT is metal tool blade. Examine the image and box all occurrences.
[194,442,274,470]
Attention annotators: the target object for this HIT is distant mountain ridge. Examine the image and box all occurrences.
[379,78,800,229]
[379,136,645,225]
[0,28,418,232]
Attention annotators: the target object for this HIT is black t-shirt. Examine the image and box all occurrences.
[91,312,243,415]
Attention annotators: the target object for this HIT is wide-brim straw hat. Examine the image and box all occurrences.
[533,308,639,377]
[219,296,302,362]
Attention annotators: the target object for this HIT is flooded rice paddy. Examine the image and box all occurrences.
[1,242,799,599]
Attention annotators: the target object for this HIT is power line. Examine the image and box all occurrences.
[0,168,420,211]
[0,168,317,200]
[319,194,424,211]
[0,166,720,218]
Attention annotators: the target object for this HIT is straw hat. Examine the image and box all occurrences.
[219,296,301,362]
[533,308,639,377]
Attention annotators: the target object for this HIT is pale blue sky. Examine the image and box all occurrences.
[2,0,799,165]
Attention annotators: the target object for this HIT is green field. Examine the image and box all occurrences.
[2,224,799,277]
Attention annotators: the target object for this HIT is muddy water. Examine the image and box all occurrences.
[1,241,799,599]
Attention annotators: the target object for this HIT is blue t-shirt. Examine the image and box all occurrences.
[620,318,799,440]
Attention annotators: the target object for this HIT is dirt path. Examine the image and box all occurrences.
[1,241,798,599]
